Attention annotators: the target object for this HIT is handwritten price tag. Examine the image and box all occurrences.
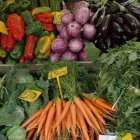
[19,90,42,102]
[48,67,67,98]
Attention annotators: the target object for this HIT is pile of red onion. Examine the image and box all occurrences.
[50,7,96,62]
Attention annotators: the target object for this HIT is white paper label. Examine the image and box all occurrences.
[99,135,117,140]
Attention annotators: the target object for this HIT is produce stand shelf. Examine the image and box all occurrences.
[0,62,100,74]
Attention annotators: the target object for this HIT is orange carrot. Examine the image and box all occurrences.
[93,103,112,115]
[39,126,45,140]
[33,129,37,140]
[70,103,76,127]
[45,106,56,139]
[27,128,36,140]
[84,99,106,125]
[70,121,76,137]
[37,101,53,135]
[66,111,71,130]
[21,109,43,128]
[74,97,94,129]
[89,127,94,140]
[54,101,71,128]
[98,120,106,134]
[81,100,101,131]
[55,98,62,136]
[26,117,39,131]
[77,108,90,140]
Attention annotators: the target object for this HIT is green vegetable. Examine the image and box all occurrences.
[25,21,43,36]
[96,39,140,139]
[5,56,17,64]
[12,69,34,84]
[0,48,7,58]
[38,31,50,38]
[8,2,20,13]
[0,134,7,140]
[21,10,34,25]
[6,125,26,140]
[10,41,24,60]
[0,1,6,11]
[0,102,25,126]
[0,12,7,23]
[39,0,49,7]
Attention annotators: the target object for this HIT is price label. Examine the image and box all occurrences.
[48,67,67,79]
[48,67,67,98]
[0,21,8,35]
[19,90,42,102]
[53,12,64,24]
[122,133,132,140]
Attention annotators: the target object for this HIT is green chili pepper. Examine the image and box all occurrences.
[0,48,7,58]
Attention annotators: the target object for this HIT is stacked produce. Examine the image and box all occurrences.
[21,62,116,139]
[50,7,97,62]
[0,3,56,64]
[89,0,140,52]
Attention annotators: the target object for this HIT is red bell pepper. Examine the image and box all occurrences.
[1,31,16,52]
[6,14,25,41]
[42,23,55,32]
[23,35,38,60]
[34,13,52,19]
[35,17,53,24]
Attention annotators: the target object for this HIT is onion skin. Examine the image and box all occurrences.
[75,7,90,25]
[50,52,61,62]
[51,38,68,53]
[69,38,83,53]
[60,27,70,40]
[67,21,82,38]
[61,9,71,14]
[79,48,88,61]
[56,24,64,32]
[62,50,78,61]
[83,24,96,40]
[62,13,74,25]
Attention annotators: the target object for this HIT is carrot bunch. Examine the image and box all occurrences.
[21,94,116,140]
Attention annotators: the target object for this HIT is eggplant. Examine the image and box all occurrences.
[89,4,98,11]
[111,22,124,34]
[100,14,112,39]
[122,24,132,34]
[105,37,111,47]
[122,35,127,41]
[111,33,121,40]
[116,17,124,24]
[90,9,101,25]
[122,13,139,30]
[95,7,106,27]
[112,42,119,48]
[107,6,120,14]
[128,6,140,19]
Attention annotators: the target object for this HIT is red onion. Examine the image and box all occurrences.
[57,35,61,38]
[67,21,82,38]
[69,38,83,53]
[62,50,78,61]
[61,9,71,14]
[50,52,61,62]
[75,7,90,25]
[56,24,64,32]
[52,38,68,53]
[62,13,74,25]
[74,1,89,9]
[83,24,96,40]
[89,11,94,17]
[79,48,88,61]
[60,27,70,40]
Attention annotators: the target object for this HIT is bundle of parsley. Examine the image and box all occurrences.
[95,39,140,139]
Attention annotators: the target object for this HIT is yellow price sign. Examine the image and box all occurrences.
[19,90,42,103]
[53,12,64,24]
[122,133,133,140]
[48,67,68,98]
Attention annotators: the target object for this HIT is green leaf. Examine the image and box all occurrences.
[7,125,26,140]
[85,42,101,62]
[129,53,137,61]
[0,135,7,140]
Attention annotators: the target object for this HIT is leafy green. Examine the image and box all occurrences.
[0,134,7,140]
[0,102,25,126]
[85,42,101,62]
[96,39,140,139]
[6,125,26,140]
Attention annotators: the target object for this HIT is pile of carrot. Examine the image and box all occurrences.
[21,94,116,140]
